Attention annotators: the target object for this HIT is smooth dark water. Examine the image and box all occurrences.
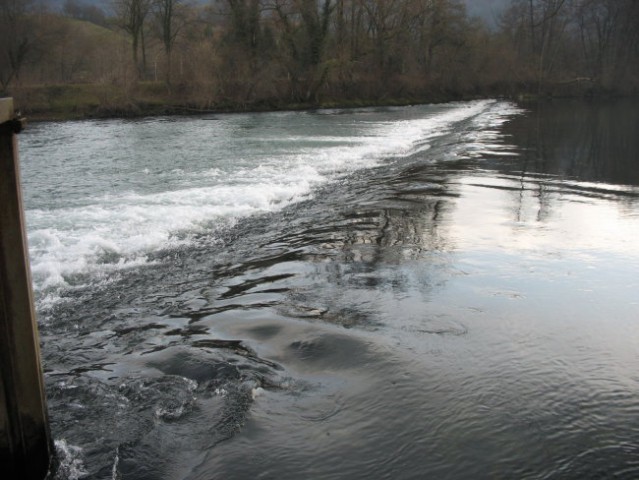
[18,100,639,479]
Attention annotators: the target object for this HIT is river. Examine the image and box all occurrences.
[19,99,639,479]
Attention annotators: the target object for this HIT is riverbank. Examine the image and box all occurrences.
[6,81,632,122]
[7,82,471,122]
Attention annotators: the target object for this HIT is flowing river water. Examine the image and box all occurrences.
[18,99,639,479]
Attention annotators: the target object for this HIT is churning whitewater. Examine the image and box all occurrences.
[21,100,519,312]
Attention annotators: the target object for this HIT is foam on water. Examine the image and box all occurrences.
[20,100,520,309]
[52,439,88,480]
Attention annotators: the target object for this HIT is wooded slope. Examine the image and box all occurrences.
[2,0,638,119]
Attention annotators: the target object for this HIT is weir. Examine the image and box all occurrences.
[0,98,52,478]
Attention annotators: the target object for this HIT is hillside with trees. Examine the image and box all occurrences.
[1,0,638,119]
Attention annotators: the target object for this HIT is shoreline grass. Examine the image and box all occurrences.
[7,82,632,123]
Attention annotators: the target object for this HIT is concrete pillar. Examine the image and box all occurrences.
[0,98,53,478]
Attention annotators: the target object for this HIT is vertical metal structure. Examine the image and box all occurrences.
[0,98,52,478]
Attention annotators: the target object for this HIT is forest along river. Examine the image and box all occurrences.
[19,99,639,479]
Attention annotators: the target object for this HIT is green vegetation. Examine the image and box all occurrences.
[2,0,638,121]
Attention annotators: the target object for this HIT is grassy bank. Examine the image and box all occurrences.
[7,82,494,122]
[11,83,174,121]
[7,81,629,122]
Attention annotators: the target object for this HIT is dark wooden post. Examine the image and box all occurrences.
[0,98,53,478]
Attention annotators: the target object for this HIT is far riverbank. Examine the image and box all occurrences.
[6,81,628,123]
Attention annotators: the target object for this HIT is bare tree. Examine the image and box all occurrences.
[113,0,152,79]
[268,0,335,101]
[535,0,569,90]
[215,0,271,104]
[0,0,36,92]
[500,0,570,91]
[361,0,407,75]
[226,0,263,57]
[571,0,639,90]
[408,0,467,74]
[153,0,190,86]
